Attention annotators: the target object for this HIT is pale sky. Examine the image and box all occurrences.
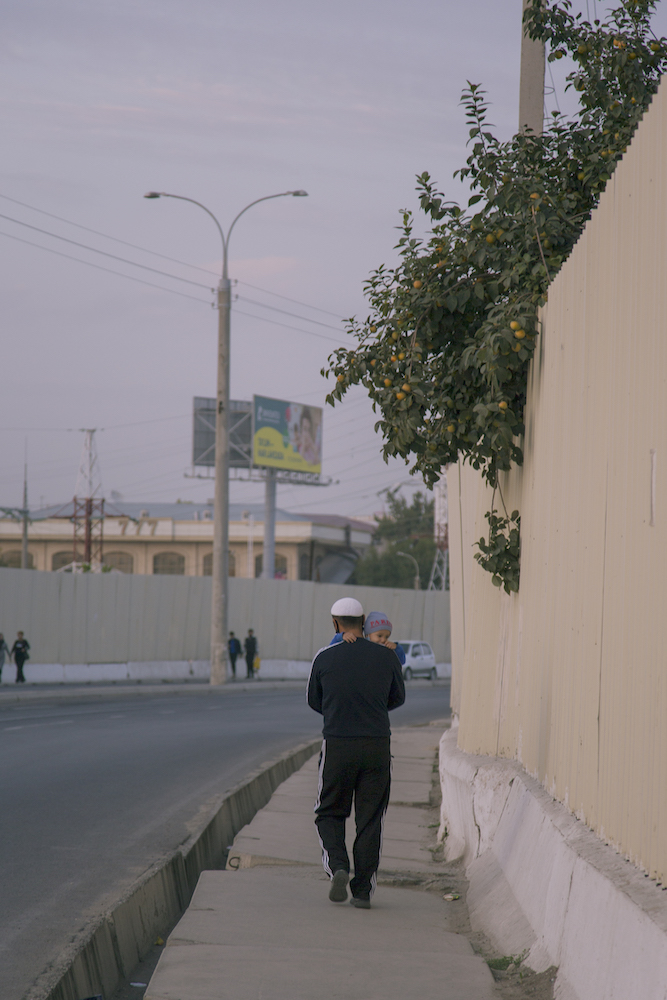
[3,0,658,517]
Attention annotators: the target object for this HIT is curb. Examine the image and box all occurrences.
[24,737,321,1000]
[0,679,306,705]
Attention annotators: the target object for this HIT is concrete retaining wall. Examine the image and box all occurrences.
[439,727,667,1000]
[25,738,320,1000]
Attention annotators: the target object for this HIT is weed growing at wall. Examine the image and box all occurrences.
[323,0,666,592]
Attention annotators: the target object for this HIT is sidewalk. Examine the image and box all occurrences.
[145,724,496,1000]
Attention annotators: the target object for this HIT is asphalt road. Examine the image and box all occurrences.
[0,682,450,1000]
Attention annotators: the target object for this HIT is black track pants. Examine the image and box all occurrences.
[314,736,391,899]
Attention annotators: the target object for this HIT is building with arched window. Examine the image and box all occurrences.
[0,502,373,583]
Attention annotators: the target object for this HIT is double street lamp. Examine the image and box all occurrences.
[144,188,308,684]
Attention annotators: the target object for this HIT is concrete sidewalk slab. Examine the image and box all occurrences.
[145,867,495,1000]
[145,725,497,1000]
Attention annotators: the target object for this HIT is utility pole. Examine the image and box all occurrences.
[519,0,545,135]
[21,455,29,570]
[262,469,277,580]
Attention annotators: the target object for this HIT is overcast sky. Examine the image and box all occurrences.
[3,0,661,517]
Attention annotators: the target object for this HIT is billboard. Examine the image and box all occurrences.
[252,396,322,474]
[192,398,252,469]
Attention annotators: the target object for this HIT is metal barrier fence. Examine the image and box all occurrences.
[0,568,450,667]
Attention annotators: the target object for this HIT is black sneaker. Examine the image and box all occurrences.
[328,870,349,902]
[349,896,371,909]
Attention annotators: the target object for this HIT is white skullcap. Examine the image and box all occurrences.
[331,597,364,617]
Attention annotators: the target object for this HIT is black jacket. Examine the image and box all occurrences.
[244,636,257,659]
[307,637,405,738]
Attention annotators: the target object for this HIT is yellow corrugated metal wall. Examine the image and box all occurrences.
[449,81,667,880]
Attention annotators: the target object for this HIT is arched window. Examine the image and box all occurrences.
[153,552,185,575]
[0,550,34,569]
[52,551,73,571]
[254,553,287,579]
[104,551,133,574]
[203,551,236,576]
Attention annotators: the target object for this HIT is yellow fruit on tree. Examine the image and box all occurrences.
[396,391,406,400]
[509,321,520,330]
[513,343,522,352]
[578,172,585,180]
[402,383,411,393]
[337,374,345,382]
[514,329,526,339]
[413,279,423,289]
[398,352,405,360]
[486,234,495,244]
[370,325,377,333]
[498,401,508,410]
[446,424,455,433]
[370,359,376,366]
[383,378,392,387]
[391,331,400,341]
[529,192,540,200]
[391,355,397,362]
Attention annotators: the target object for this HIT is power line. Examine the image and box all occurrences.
[0,211,213,289]
[0,230,212,303]
[233,307,346,344]
[237,295,344,333]
[1,210,348,334]
[236,280,345,320]
[0,192,348,319]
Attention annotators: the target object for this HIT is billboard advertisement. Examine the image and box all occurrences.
[253,396,322,474]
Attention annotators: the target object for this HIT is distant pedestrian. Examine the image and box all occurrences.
[307,598,405,909]
[228,631,242,679]
[12,631,30,684]
[0,633,10,683]
[244,629,257,679]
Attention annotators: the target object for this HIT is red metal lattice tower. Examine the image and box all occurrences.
[72,429,104,568]
[72,496,104,566]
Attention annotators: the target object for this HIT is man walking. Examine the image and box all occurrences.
[11,631,30,684]
[307,598,405,909]
[244,628,257,679]
[228,631,242,680]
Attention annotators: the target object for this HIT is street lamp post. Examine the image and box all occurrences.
[145,188,308,684]
[396,551,421,591]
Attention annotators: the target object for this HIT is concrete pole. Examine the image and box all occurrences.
[210,277,231,685]
[143,188,306,683]
[263,468,276,579]
[21,463,28,570]
[519,0,545,136]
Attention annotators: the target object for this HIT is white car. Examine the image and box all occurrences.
[396,641,438,681]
